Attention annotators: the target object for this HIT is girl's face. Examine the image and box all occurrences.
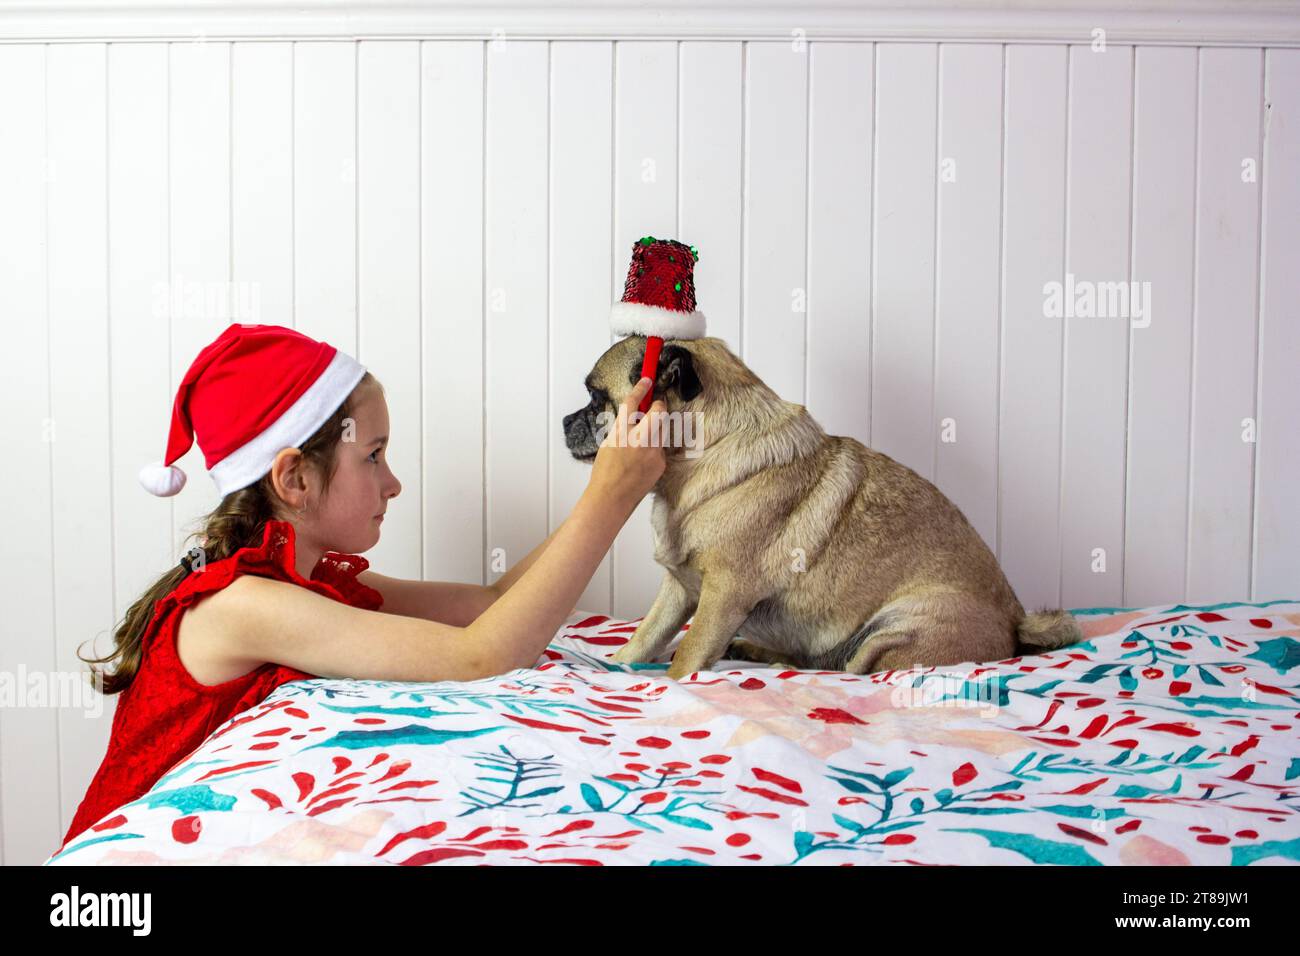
[307,385,402,554]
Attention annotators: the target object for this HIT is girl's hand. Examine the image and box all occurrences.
[589,377,667,506]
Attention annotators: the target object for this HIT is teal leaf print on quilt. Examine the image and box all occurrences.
[924,673,1013,708]
[1113,774,1182,798]
[128,784,238,814]
[459,745,566,816]
[1195,665,1225,687]
[308,723,500,750]
[1036,805,1127,821]
[942,806,1029,815]
[581,783,604,811]
[1077,663,1124,684]
[1158,694,1296,713]
[944,828,1101,865]
[1230,837,1300,865]
[555,780,721,833]
[1246,637,1300,674]
[50,831,143,860]
[660,812,712,830]
[650,858,709,865]
[1164,599,1295,612]
[320,703,464,718]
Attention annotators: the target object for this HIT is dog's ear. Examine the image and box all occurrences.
[628,343,702,402]
[657,344,702,402]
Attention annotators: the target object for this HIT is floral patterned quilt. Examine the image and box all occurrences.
[45,600,1300,865]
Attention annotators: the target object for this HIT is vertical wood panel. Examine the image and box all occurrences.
[104,45,170,849]
[933,43,1002,551]
[168,40,230,553]
[484,40,549,591]
[109,43,172,629]
[0,42,56,868]
[1252,49,1300,599]
[742,40,809,404]
[1186,48,1262,603]
[1125,46,1197,607]
[999,45,1067,610]
[293,42,356,351]
[872,43,937,479]
[232,42,293,327]
[549,41,614,613]
[358,40,422,577]
[47,42,115,835]
[680,42,743,353]
[421,41,485,586]
[611,41,678,619]
[1059,44,1133,608]
[806,41,872,446]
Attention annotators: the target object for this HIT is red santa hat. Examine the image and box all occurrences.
[611,236,706,413]
[138,323,367,498]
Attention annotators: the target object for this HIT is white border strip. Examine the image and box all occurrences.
[1,1,1297,45]
[208,349,367,496]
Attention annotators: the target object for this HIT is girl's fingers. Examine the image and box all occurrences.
[624,377,652,414]
[603,378,650,447]
[631,399,667,445]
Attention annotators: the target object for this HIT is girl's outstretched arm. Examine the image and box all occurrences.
[356,523,562,628]
[356,571,500,628]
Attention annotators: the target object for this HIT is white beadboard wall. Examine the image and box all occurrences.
[1,2,1298,865]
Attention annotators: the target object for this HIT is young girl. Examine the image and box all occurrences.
[62,322,666,851]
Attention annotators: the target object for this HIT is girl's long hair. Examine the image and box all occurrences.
[79,371,380,695]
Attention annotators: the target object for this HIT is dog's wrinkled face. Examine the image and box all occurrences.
[563,336,702,462]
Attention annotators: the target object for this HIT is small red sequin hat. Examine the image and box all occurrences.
[611,235,706,410]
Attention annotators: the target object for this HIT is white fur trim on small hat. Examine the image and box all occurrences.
[207,349,367,496]
[611,301,707,340]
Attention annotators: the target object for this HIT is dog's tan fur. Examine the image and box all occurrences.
[563,335,1084,680]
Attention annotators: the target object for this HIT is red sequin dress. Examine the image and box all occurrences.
[59,519,383,851]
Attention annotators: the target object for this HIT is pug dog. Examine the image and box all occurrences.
[563,334,1084,681]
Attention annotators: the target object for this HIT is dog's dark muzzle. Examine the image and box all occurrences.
[563,403,603,461]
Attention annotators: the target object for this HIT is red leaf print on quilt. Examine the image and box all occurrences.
[1144,722,1200,737]
[753,767,803,793]
[808,707,866,725]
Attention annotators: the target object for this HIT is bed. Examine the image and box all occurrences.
[44,600,1300,865]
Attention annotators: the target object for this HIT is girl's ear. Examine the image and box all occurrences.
[269,447,310,510]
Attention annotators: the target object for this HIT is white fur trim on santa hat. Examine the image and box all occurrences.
[207,349,367,496]
[611,301,706,340]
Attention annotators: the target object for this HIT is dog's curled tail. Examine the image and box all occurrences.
[1016,608,1085,654]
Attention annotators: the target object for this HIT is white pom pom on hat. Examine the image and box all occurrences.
[140,323,366,498]
[138,461,187,497]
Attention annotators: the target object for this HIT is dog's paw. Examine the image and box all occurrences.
[665,658,699,681]
[726,637,800,669]
[724,637,758,661]
[608,644,642,665]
